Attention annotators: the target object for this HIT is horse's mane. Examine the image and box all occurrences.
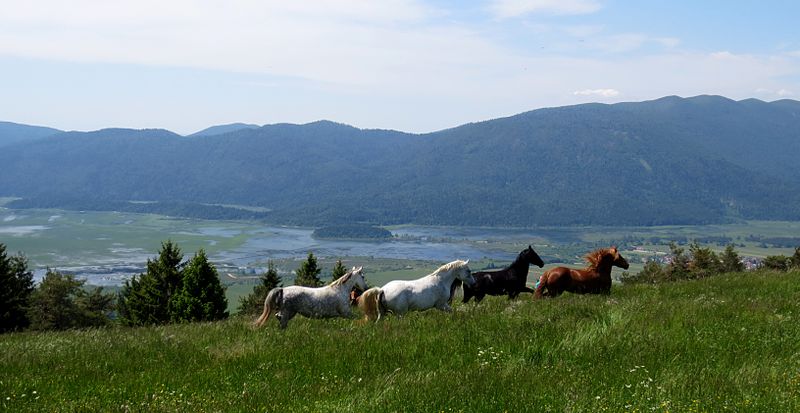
[432,260,468,276]
[583,248,613,269]
[330,270,353,287]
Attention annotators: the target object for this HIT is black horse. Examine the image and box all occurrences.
[450,245,544,303]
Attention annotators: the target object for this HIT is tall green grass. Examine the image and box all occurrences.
[2,272,799,412]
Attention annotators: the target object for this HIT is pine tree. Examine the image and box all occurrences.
[238,261,282,315]
[294,252,322,287]
[0,244,34,333]
[331,259,347,283]
[28,269,115,330]
[169,250,228,322]
[665,242,691,281]
[791,247,800,269]
[118,240,185,326]
[688,242,721,278]
[720,244,745,273]
[621,260,665,284]
[762,255,790,271]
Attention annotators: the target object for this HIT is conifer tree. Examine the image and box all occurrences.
[238,261,282,315]
[27,269,115,330]
[688,242,721,278]
[720,244,745,273]
[118,240,184,326]
[169,250,228,322]
[331,259,347,283]
[665,242,690,281]
[294,252,322,287]
[0,244,34,333]
[762,255,790,271]
[791,247,800,269]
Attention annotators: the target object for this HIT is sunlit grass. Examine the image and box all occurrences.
[2,271,799,412]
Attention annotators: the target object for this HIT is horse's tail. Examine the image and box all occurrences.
[254,287,282,327]
[357,287,383,322]
[533,272,548,299]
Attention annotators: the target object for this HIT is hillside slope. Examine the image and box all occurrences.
[2,272,798,412]
[1,96,799,226]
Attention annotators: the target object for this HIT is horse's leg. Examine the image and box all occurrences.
[462,285,474,303]
[435,301,453,312]
[279,310,295,329]
[533,282,546,299]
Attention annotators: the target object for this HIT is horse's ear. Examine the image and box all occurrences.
[464,259,469,265]
[528,245,533,250]
[356,266,363,272]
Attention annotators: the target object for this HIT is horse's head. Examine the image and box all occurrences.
[609,247,629,270]
[349,266,368,291]
[456,259,476,287]
[522,245,545,268]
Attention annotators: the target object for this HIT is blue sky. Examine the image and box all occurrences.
[1,0,798,135]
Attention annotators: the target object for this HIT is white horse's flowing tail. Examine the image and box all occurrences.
[357,287,384,322]
[254,287,282,327]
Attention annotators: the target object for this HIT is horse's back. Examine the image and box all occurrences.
[382,277,443,312]
[282,285,343,318]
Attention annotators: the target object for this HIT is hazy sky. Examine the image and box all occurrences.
[1,0,799,135]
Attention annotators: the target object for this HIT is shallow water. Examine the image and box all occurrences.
[27,225,524,286]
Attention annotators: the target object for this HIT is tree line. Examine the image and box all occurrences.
[1,241,350,333]
[0,241,228,333]
[621,242,800,284]
[3,240,799,333]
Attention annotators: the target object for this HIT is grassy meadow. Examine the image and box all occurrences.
[2,271,799,412]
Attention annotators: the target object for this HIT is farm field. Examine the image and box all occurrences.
[1,271,798,412]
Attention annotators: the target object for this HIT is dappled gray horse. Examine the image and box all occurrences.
[254,266,367,329]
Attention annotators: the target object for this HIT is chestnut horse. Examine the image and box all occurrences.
[534,247,628,298]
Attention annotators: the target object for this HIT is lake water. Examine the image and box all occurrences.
[27,225,535,286]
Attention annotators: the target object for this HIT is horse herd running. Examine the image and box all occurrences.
[254,245,629,329]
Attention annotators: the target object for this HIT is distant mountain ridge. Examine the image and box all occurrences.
[0,121,62,147]
[187,123,261,137]
[1,95,800,226]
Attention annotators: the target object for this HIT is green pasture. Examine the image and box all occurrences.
[2,271,799,412]
[3,209,799,273]
[0,209,252,267]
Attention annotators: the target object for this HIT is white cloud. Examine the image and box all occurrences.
[710,51,736,59]
[755,87,795,98]
[0,1,798,133]
[654,37,681,48]
[573,89,620,97]
[489,0,601,19]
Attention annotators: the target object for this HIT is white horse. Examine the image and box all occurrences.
[254,266,367,329]
[357,260,475,321]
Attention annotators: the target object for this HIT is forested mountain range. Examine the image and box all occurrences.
[187,123,260,137]
[2,95,800,227]
[0,121,62,147]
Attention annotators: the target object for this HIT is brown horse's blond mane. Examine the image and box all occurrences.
[583,248,614,269]
[432,259,468,276]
